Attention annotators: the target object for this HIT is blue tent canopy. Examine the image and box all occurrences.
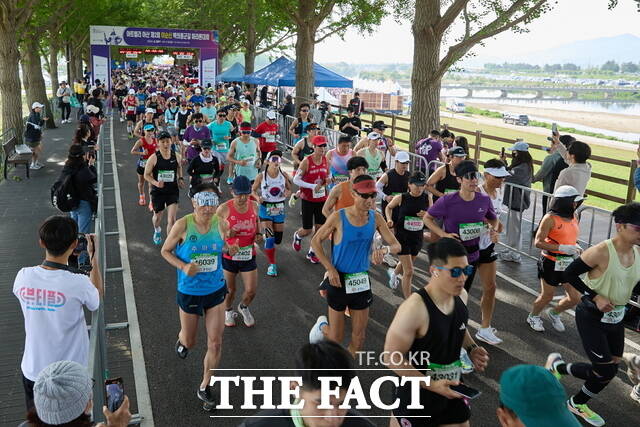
[217,62,245,82]
[243,56,352,88]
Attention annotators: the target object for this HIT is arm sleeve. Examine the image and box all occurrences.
[563,257,597,299]
[376,179,386,200]
[293,172,317,189]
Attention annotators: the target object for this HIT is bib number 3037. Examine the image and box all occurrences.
[344,272,370,294]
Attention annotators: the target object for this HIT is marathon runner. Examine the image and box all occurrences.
[547,202,640,426]
[288,103,312,145]
[354,120,397,168]
[292,135,330,264]
[135,86,147,121]
[385,171,429,298]
[321,156,369,218]
[218,176,261,328]
[113,82,128,123]
[227,122,260,184]
[309,175,400,356]
[289,123,320,207]
[130,125,157,208]
[174,101,191,142]
[474,159,510,346]
[527,185,583,333]
[254,110,279,163]
[426,146,467,204]
[251,150,292,277]
[423,160,498,372]
[164,97,180,145]
[123,89,138,137]
[201,96,217,121]
[187,140,220,196]
[207,110,234,185]
[143,131,185,245]
[160,183,227,408]
[384,237,489,427]
[133,108,157,138]
[357,133,384,181]
[327,135,354,190]
[182,113,212,163]
[146,93,161,128]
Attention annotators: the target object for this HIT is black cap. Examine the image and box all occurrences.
[372,120,387,130]
[194,102,203,107]
[268,149,283,158]
[201,139,213,148]
[409,171,427,185]
[448,146,466,157]
[454,160,478,177]
[157,131,171,140]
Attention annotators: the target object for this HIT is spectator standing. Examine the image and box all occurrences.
[554,140,592,197]
[24,102,48,170]
[533,134,574,213]
[348,91,365,116]
[259,85,269,107]
[500,141,533,263]
[73,79,87,119]
[415,130,444,173]
[63,144,98,233]
[339,106,362,142]
[280,94,295,117]
[13,216,102,411]
[56,81,72,123]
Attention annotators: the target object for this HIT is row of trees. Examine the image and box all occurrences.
[484,60,640,74]
[2,0,557,147]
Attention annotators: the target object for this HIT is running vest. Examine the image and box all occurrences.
[434,164,460,201]
[331,209,375,273]
[233,137,259,181]
[147,100,158,112]
[223,200,258,261]
[479,185,503,250]
[396,192,428,235]
[165,107,179,123]
[329,149,353,184]
[542,215,579,262]
[138,137,157,168]
[383,169,410,197]
[363,148,383,179]
[176,214,225,295]
[335,181,355,211]
[260,169,286,203]
[151,150,178,194]
[296,139,314,161]
[176,110,189,130]
[300,155,329,202]
[124,96,137,113]
[584,239,640,305]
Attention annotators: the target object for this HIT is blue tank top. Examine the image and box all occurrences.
[176,214,225,295]
[331,209,375,273]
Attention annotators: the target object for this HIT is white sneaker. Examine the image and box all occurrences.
[545,307,566,332]
[631,384,640,404]
[35,162,44,168]
[29,163,42,170]
[387,268,399,289]
[383,253,397,267]
[623,352,640,385]
[119,117,124,122]
[224,309,236,327]
[460,348,474,374]
[527,314,545,332]
[309,315,328,344]
[238,304,255,327]
[475,327,503,345]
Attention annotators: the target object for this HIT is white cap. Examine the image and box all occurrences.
[179,89,185,94]
[266,111,277,120]
[367,132,381,140]
[484,166,511,177]
[145,108,155,114]
[553,185,584,201]
[151,92,157,96]
[85,105,99,114]
[128,89,135,95]
[395,151,410,163]
[507,141,529,151]
[195,88,201,94]
[31,102,44,109]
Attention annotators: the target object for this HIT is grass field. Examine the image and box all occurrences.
[352,111,635,211]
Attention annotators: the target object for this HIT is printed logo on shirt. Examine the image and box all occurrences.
[459,323,466,330]
[18,287,66,311]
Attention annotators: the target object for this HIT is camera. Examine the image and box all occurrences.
[73,233,93,273]
[362,127,373,133]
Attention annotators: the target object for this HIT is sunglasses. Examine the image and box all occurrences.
[241,130,251,134]
[202,146,212,150]
[301,109,309,112]
[354,191,376,199]
[195,120,203,123]
[434,265,475,278]
[316,144,327,148]
[218,114,227,117]
[269,156,282,163]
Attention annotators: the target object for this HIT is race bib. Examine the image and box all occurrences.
[333,174,349,184]
[444,189,458,194]
[459,222,483,241]
[216,142,227,151]
[138,159,147,167]
[127,105,135,112]
[267,202,285,217]
[344,272,370,294]
[404,216,423,232]
[601,305,625,324]
[369,170,382,181]
[232,245,253,261]
[313,186,326,199]
[428,361,462,382]
[191,253,218,273]
[200,174,213,183]
[265,133,275,142]
[158,170,175,182]
[554,255,573,272]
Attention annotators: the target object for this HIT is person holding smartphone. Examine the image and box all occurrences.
[383,238,489,427]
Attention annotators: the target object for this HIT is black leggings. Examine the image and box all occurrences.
[60,102,71,120]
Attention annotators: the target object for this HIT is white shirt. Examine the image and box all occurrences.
[479,184,504,250]
[14,266,100,381]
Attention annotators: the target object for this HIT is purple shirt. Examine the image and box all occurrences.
[427,191,497,262]
[183,126,211,160]
[415,138,443,170]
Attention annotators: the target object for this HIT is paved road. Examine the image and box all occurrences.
[110,114,640,427]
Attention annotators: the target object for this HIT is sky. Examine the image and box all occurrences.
[314,0,640,64]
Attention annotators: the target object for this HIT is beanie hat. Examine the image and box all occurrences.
[34,360,92,424]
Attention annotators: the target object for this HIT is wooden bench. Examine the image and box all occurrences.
[2,129,30,179]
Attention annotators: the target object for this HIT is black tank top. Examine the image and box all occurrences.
[176,110,189,129]
[410,288,468,371]
[383,169,409,196]
[152,150,178,194]
[434,164,460,202]
[297,139,314,161]
[396,192,429,237]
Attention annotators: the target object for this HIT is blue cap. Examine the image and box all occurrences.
[500,365,580,427]
[232,175,252,195]
[143,124,155,131]
[507,141,529,152]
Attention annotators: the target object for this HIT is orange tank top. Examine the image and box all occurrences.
[335,181,354,211]
[542,215,579,261]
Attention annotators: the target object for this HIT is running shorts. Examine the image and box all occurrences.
[259,202,286,224]
[222,256,257,273]
[126,113,136,122]
[166,125,178,137]
[151,192,179,213]
[537,256,566,286]
[478,243,498,264]
[301,199,326,230]
[176,286,227,316]
[396,230,423,256]
[393,384,470,427]
[322,273,373,312]
[576,297,625,364]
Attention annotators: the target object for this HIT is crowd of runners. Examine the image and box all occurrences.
[14,64,640,427]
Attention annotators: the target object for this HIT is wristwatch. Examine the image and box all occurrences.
[466,343,479,353]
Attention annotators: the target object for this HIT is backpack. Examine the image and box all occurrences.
[51,170,78,212]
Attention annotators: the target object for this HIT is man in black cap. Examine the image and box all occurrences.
[348,91,364,117]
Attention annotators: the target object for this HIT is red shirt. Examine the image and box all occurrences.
[140,137,157,160]
[300,155,328,202]
[223,200,258,260]
[255,121,279,153]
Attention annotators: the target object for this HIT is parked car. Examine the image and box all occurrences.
[447,100,466,113]
[503,113,529,126]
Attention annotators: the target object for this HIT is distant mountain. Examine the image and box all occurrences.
[464,34,640,67]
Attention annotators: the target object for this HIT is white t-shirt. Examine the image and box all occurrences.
[479,184,504,250]
[13,266,100,381]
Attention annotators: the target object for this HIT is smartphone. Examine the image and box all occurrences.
[500,147,505,158]
[552,122,558,136]
[105,377,124,413]
[451,383,481,400]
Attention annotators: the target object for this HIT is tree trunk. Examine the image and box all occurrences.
[0,28,24,140]
[49,41,60,95]
[409,0,443,150]
[23,38,56,129]
[65,41,73,84]
[243,0,257,75]
[294,22,315,110]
